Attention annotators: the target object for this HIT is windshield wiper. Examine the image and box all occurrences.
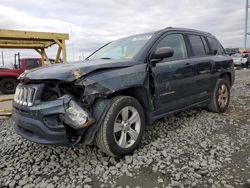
[100,57,113,60]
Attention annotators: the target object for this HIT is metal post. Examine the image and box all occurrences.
[14,53,17,69]
[244,0,249,49]
[17,52,20,69]
[62,40,67,63]
[1,51,4,66]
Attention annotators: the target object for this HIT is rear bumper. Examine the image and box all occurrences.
[12,98,70,145]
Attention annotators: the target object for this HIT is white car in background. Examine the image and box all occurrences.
[232,53,250,68]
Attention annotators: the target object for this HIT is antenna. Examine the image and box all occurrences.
[244,0,250,48]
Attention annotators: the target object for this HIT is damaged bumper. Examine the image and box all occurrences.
[13,95,95,145]
[13,97,69,145]
[13,110,69,145]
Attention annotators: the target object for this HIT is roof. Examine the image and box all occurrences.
[0,29,69,49]
[0,29,69,64]
[160,27,213,36]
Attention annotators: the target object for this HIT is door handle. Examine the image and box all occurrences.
[185,63,192,67]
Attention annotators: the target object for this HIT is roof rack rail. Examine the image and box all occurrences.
[164,27,173,29]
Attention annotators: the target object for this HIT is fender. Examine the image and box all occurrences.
[81,98,112,145]
[0,72,21,78]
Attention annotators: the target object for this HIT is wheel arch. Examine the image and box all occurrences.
[107,86,152,125]
[0,76,18,82]
[82,86,152,145]
[219,72,232,86]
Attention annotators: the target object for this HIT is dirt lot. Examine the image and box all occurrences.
[0,70,250,188]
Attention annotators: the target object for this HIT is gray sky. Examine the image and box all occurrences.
[0,0,248,65]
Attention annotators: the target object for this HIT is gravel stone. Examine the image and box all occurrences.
[125,156,133,164]
[84,184,91,188]
[84,177,92,183]
[9,180,16,188]
[158,178,164,183]
[224,184,234,188]
[14,174,21,181]
[47,183,55,188]
[0,70,250,187]
[19,179,28,186]
[175,172,181,181]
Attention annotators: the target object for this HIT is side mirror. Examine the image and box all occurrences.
[151,47,174,60]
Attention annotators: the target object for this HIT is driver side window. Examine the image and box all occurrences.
[156,34,187,61]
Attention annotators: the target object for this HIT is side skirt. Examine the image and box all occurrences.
[149,99,210,124]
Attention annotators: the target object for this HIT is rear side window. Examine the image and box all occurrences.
[155,34,187,60]
[201,36,210,54]
[207,37,225,55]
[188,35,206,56]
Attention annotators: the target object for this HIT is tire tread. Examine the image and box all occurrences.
[207,78,230,113]
[96,96,129,157]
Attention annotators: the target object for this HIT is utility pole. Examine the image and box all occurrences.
[244,0,249,49]
[1,51,4,66]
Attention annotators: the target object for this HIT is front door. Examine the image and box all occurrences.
[186,34,213,101]
[151,33,197,115]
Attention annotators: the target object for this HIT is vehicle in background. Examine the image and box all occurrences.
[225,48,240,56]
[232,53,250,68]
[0,55,43,94]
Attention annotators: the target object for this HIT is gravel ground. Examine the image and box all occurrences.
[0,70,250,188]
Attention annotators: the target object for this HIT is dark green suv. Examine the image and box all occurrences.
[13,27,234,157]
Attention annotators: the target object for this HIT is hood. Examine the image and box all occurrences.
[21,59,138,82]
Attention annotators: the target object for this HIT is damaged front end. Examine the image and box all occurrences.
[13,79,113,146]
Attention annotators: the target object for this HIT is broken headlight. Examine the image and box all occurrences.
[65,100,93,129]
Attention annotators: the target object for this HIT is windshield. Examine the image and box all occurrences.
[87,33,152,60]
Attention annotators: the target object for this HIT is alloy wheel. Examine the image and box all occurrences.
[113,106,141,148]
[218,84,229,108]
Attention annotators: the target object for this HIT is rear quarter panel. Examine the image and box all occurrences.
[211,55,234,86]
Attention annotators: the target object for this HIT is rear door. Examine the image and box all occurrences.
[186,34,213,101]
[151,33,197,114]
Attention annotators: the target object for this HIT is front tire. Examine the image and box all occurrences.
[96,96,145,157]
[207,78,230,113]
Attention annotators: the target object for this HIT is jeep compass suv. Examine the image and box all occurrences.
[13,27,234,157]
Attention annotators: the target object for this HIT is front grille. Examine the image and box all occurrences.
[14,84,42,106]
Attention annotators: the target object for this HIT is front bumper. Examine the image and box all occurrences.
[13,97,70,145]
[12,86,112,146]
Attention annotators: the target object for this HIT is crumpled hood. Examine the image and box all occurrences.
[21,59,138,82]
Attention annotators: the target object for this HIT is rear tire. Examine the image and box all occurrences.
[207,78,230,113]
[0,78,18,94]
[96,96,145,157]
